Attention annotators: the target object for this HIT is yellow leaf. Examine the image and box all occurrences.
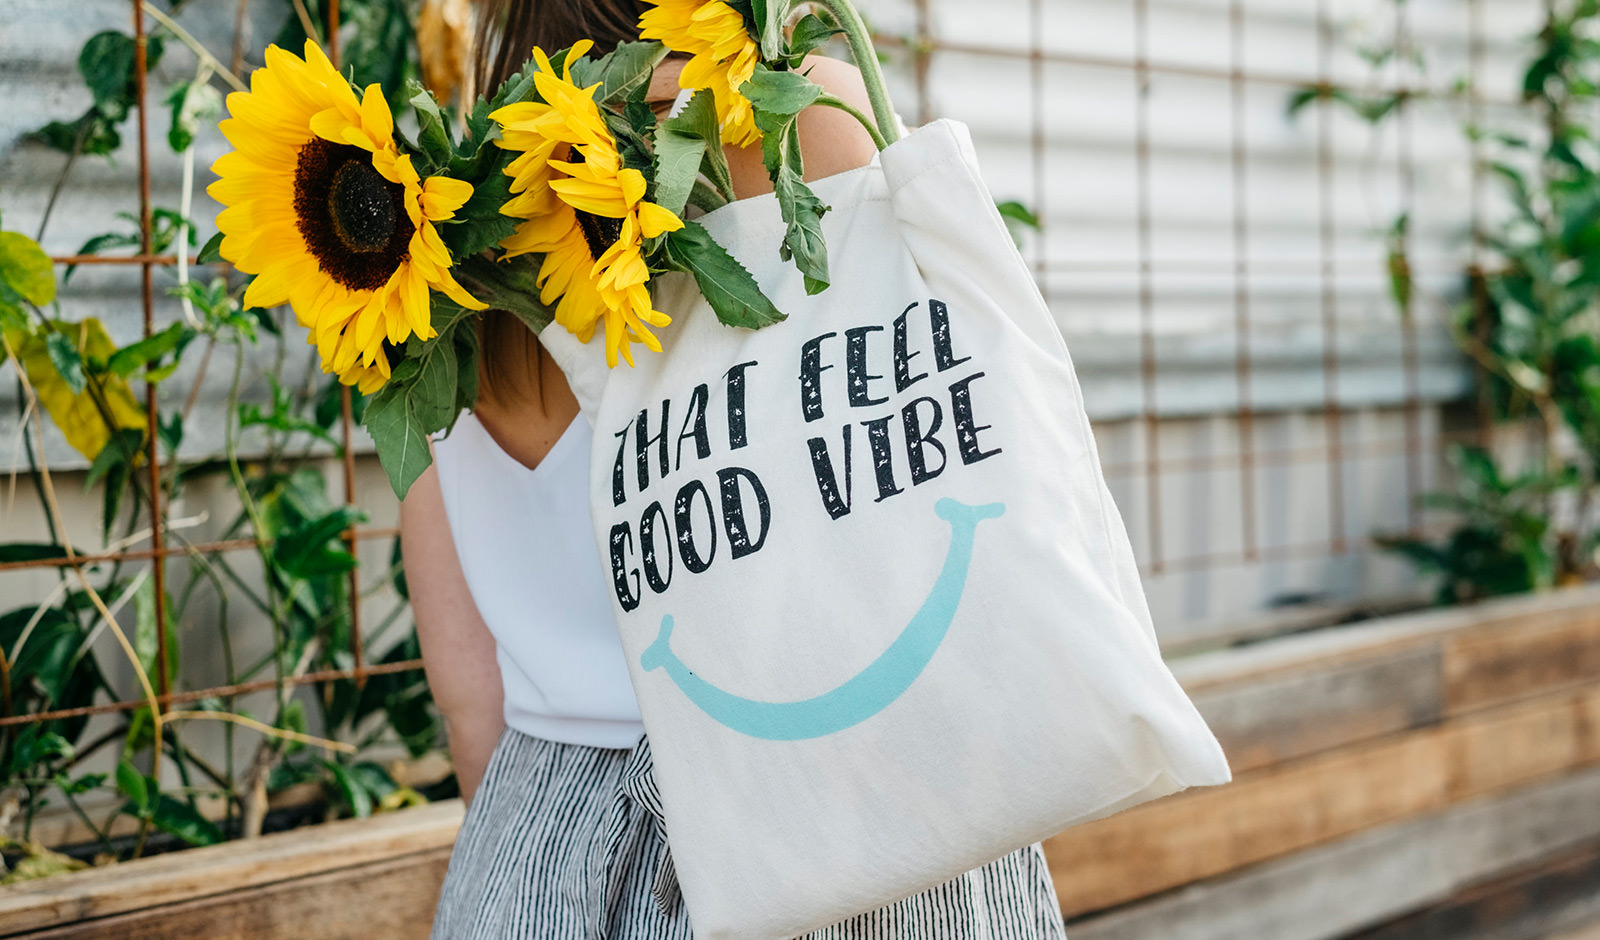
[4,319,147,462]
[376,786,429,813]
[416,0,475,105]
[0,841,88,885]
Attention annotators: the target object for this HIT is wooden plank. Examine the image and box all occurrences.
[1446,685,1599,801]
[1343,837,1600,940]
[1549,922,1600,940]
[1443,608,1600,715]
[1173,589,1600,778]
[0,800,463,936]
[1170,585,1600,696]
[1064,764,1600,940]
[12,848,450,939]
[1188,644,1442,775]
[1045,685,1600,917]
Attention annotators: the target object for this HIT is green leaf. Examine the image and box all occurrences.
[158,411,183,455]
[0,543,69,563]
[460,96,495,158]
[0,287,27,335]
[439,162,518,259]
[364,385,433,499]
[787,13,842,64]
[996,200,1040,248]
[238,399,339,446]
[273,506,366,579]
[148,793,223,846]
[280,700,308,756]
[751,105,831,292]
[662,221,786,329]
[1456,445,1504,493]
[133,577,178,685]
[402,324,463,435]
[115,759,149,813]
[773,165,830,293]
[654,90,725,219]
[0,230,57,306]
[105,321,195,378]
[321,759,373,819]
[0,607,102,762]
[576,41,669,107]
[348,761,398,802]
[742,67,825,116]
[147,209,199,253]
[748,0,786,61]
[652,131,706,223]
[165,79,221,152]
[408,81,454,171]
[86,427,143,540]
[996,201,1040,230]
[80,31,157,119]
[43,332,86,395]
[124,707,155,756]
[1386,213,1412,315]
[57,771,107,796]
[63,232,141,284]
[1286,86,1322,118]
[196,231,225,265]
[4,725,75,780]
[1374,534,1446,573]
[28,112,121,158]
[4,610,87,707]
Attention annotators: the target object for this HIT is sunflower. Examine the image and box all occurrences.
[639,0,762,148]
[491,44,684,368]
[208,40,485,393]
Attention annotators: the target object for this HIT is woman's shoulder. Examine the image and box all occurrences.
[718,56,880,199]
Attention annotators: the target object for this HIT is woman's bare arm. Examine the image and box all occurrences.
[401,462,505,805]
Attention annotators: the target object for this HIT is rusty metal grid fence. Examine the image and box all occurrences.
[0,0,421,733]
[882,0,1504,583]
[1,0,1500,730]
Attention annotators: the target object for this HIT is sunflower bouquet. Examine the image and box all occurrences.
[205,0,900,496]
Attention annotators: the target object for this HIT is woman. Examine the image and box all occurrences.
[402,2,1071,936]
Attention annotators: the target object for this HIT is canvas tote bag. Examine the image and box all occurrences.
[536,117,1233,940]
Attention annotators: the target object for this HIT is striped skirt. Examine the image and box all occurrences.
[430,728,1070,939]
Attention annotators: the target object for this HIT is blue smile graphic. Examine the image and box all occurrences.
[639,498,1005,740]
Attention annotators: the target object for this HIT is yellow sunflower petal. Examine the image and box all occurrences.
[637,201,684,238]
[359,84,395,144]
[244,267,293,309]
[420,175,473,220]
[618,168,648,208]
[548,176,630,217]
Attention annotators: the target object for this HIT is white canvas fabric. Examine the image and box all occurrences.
[537,118,1232,940]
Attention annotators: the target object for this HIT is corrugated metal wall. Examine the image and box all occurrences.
[0,0,1540,641]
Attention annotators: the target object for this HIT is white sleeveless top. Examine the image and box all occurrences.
[432,411,645,748]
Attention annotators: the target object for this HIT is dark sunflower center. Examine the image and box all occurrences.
[293,137,415,292]
[329,160,397,252]
[576,212,625,261]
[565,146,626,261]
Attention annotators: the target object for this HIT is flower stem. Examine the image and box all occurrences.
[814,0,901,147]
[816,94,888,151]
[141,1,249,94]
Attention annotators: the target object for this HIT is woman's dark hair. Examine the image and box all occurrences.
[471,0,651,405]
